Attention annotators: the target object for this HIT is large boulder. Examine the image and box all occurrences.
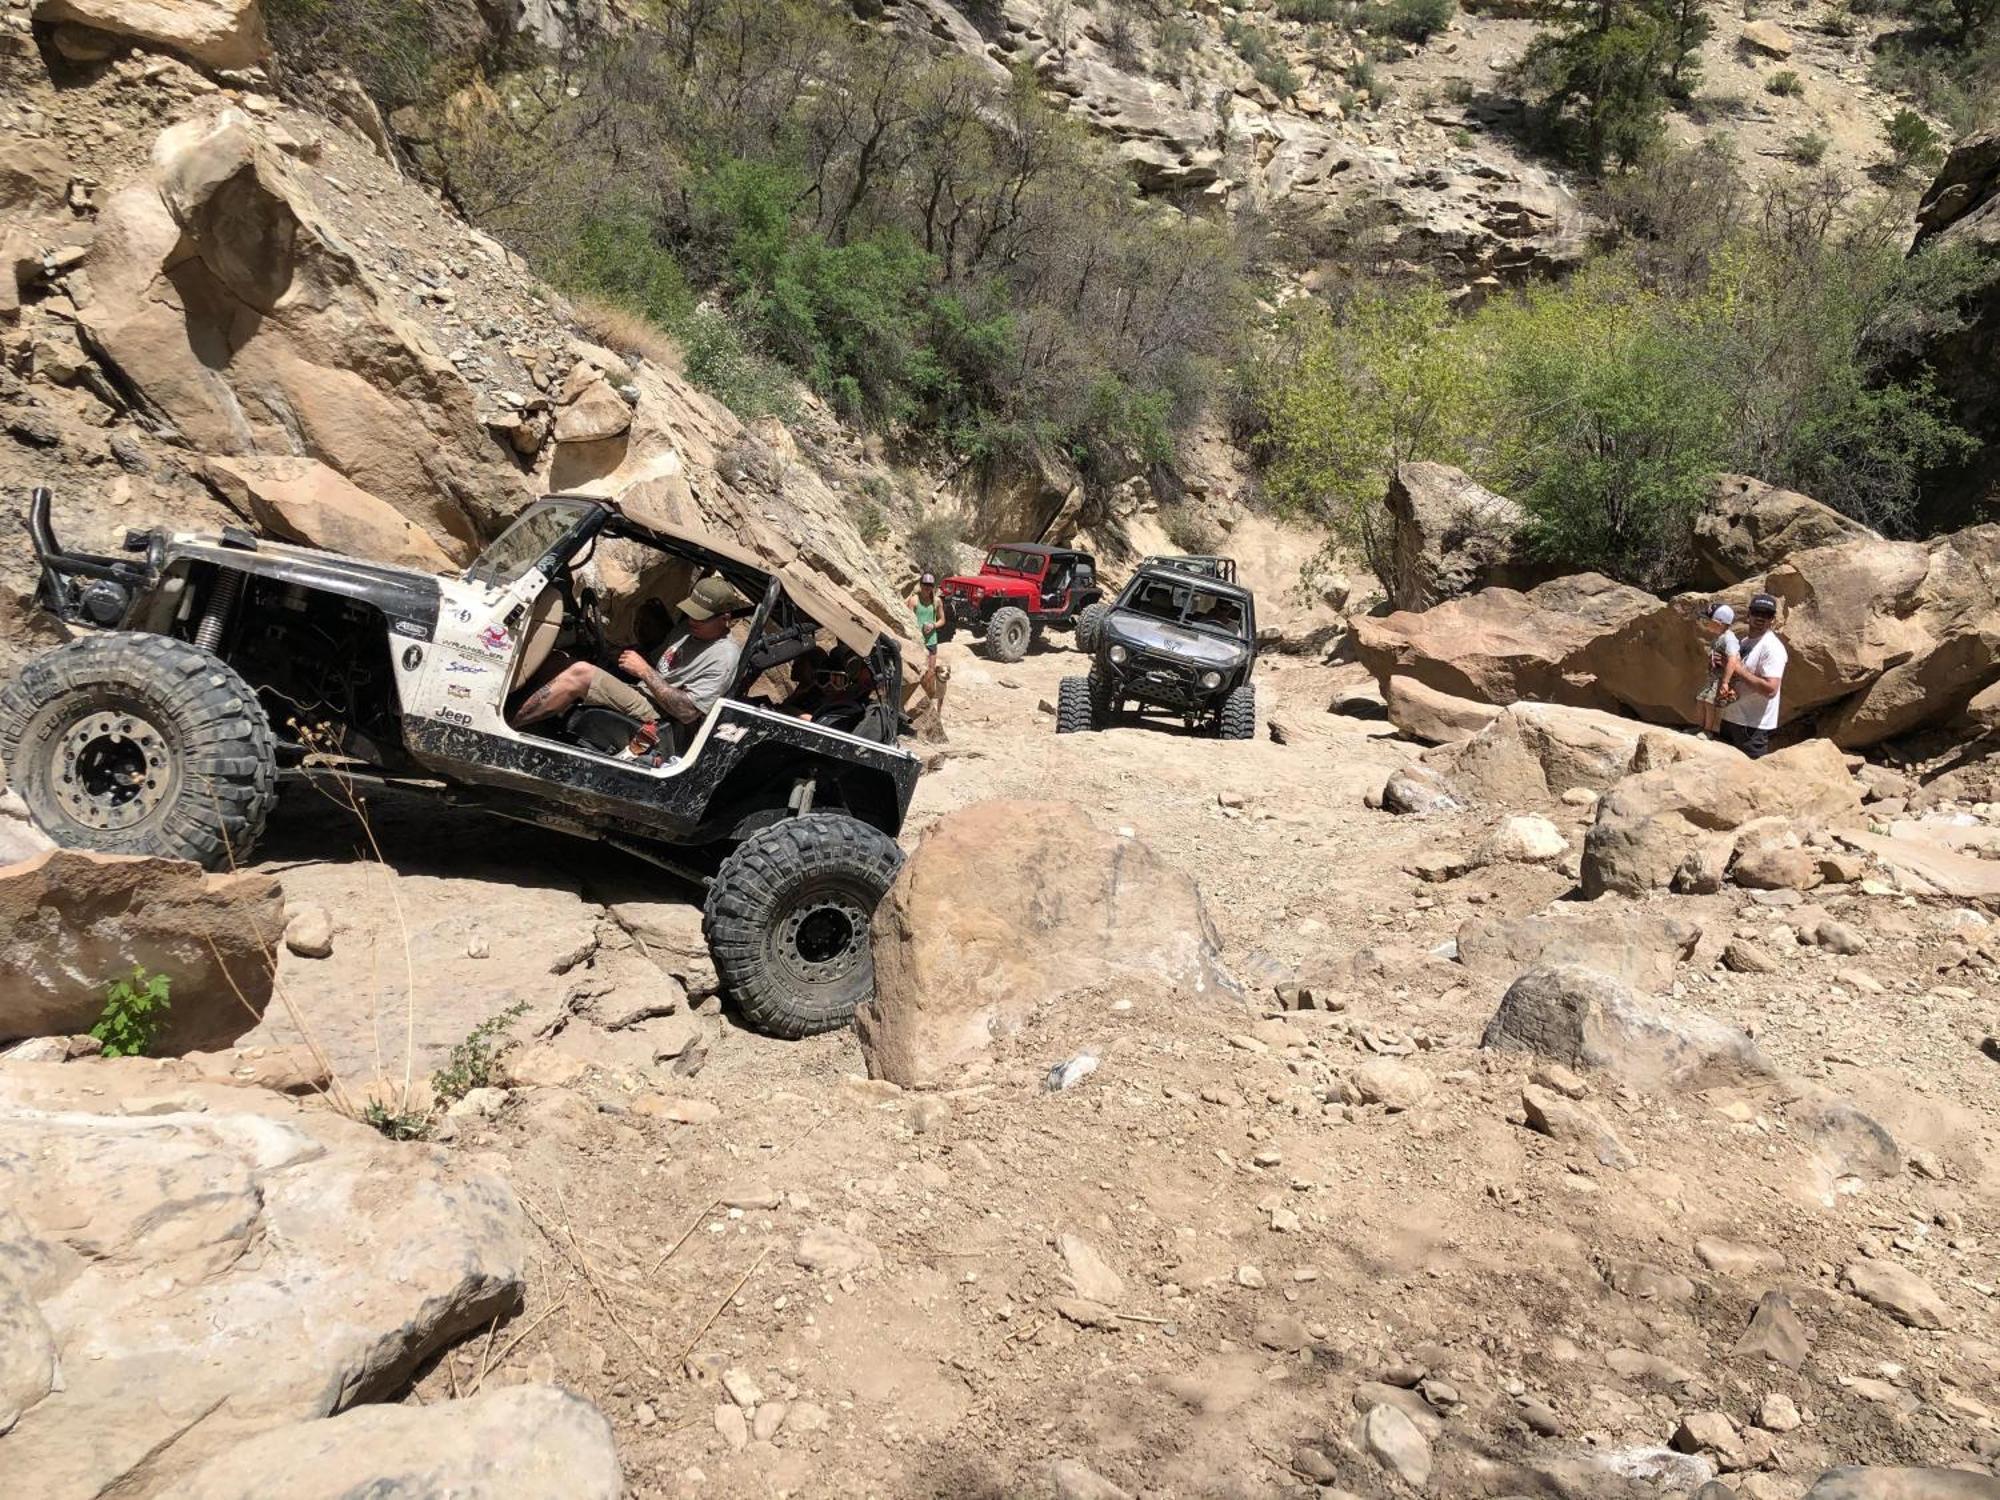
[0,1060,527,1497]
[152,1385,621,1500]
[1352,573,1663,714]
[1482,963,1771,1090]
[1384,675,1500,745]
[1692,475,1875,587]
[1383,462,1549,611]
[77,110,519,560]
[1456,908,1701,994]
[1804,1468,2000,1500]
[1581,738,1862,897]
[0,849,283,1052]
[1590,528,2000,746]
[29,0,269,70]
[857,800,1229,1087]
[204,456,458,572]
[1422,701,1689,806]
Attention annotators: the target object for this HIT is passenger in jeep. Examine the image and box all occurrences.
[512,575,749,741]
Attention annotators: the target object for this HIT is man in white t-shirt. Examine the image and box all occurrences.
[1719,592,1788,759]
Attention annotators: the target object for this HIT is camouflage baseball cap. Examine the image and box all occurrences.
[678,574,751,620]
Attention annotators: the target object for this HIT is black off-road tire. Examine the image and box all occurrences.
[0,632,277,868]
[1075,602,1110,654]
[703,813,905,1039]
[1087,669,1117,731]
[1055,675,1095,734]
[1219,681,1258,740]
[986,606,1031,663]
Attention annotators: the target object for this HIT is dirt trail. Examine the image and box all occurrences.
[231,635,2000,1500]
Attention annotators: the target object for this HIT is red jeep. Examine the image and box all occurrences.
[937,544,1107,662]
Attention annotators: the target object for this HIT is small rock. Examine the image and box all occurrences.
[1362,1402,1433,1488]
[1521,1084,1635,1169]
[1561,787,1600,809]
[1695,1238,1784,1277]
[713,1403,748,1451]
[1810,918,1866,955]
[1479,814,1568,866]
[721,1368,763,1409]
[1517,1395,1564,1436]
[1721,939,1779,975]
[633,1095,719,1124]
[1255,1311,1312,1351]
[1759,1392,1801,1433]
[1049,1459,1133,1500]
[283,903,334,959]
[1058,1233,1125,1306]
[794,1226,882,1276]
[1529,1062,1588,1099]
[444,1085,508,1120]
[1734,1290,1811,1369]
[1840,1258,1953,1329]
[1673,1410,1745,1468]
[1352,1057,1432,1111]
[467,934,491,959]
[783,1401,829,1435]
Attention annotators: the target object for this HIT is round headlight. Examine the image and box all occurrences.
[1200,670,1223,689]
[1108,644,1128,665]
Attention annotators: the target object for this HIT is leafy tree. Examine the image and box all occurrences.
[1517,0,1700,173]
[1252,285,1491,588]
[1478,259,1728,585]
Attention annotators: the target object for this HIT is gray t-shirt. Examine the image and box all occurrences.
[653,626,741,717]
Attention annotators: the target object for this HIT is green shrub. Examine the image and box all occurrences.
[1368,0,1456,42]
[1786,130,1829,164]
[1276,0,1351,18]
[1255,54,1303,96]
[431,1001,529,1106]
[91,966,171,1058]
[1765,68,1804,96]
[1884,107,1946,173]
[1154,16,1200,76]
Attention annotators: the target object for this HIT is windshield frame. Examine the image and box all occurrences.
[983,547,1047,577]
[1116,572,1251,641]
[464,498,600,589]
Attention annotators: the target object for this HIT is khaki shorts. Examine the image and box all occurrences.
[582,665,653,719]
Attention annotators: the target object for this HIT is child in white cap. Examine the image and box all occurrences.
[1694,602,1739,739]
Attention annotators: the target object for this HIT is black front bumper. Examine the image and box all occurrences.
[1103,652,1220,714]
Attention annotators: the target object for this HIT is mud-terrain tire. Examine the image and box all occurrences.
[1219,681,1257,740]
[1075,602,1110,654]
[1055,675,1095,734]
[703,813,906,1038]
[0,632,277,869]
[1086,669,1117,731]
[986,606,1031,662]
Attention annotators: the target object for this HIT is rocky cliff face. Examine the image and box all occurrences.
[880,0,1926,294]
[1913,130,2000,525]
[0,2,913,670]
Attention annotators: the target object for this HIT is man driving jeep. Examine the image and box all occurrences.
[511,574,750,739]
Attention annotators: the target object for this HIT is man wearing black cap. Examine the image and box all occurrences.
[511,573,750,737]
[1718,592,1787,759]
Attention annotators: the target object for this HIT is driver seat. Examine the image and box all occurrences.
[564,704,646,756]
[507,584,566,695]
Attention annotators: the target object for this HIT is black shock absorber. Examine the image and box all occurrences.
[193,566,244,653]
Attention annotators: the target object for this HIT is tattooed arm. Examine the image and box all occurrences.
[619,650,702,724]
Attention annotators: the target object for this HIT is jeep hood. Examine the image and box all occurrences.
[1105,612,1247,667]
